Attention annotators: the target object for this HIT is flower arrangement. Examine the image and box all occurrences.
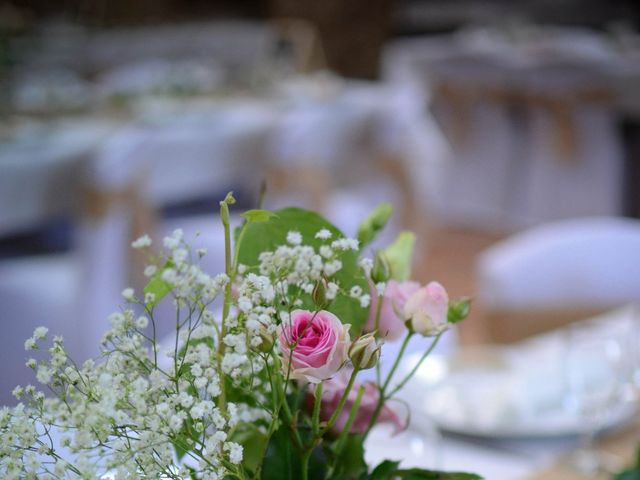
[1,194,478,480]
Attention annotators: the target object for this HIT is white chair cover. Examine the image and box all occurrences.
[477,217,640,310]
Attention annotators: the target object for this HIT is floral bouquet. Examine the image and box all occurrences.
[1,193,478,480]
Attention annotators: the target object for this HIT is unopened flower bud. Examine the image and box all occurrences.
[312,278,329,308]
[371,251,390,284]
[348,333,380,370]
[219,192,236,226]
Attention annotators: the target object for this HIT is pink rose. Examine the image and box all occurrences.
[404,281,449,336]
[279,309,350,383]
[364,280,420,340]
[308,369,404,434]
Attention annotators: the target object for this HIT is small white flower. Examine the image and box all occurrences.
[163,229,183,249]
[350,285,363,298]
[359,294,371,308]
[144,265,157,277]
[144,292,156,305]
[12,386,23,399]
[121,288,135,301]
[33,326,48,340]
[359,257,373,276]
[315,228,332,240]
[172,248,188,264]
[24,338,37,351]
[225,442,243,464]
[286,231,302,246]
[135,316,149,329]
[319,245,334,259]
[131,234,152,249]
[196,248,207,258]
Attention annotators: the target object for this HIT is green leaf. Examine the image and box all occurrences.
[357,203,393,249]
[233,425,268,476]
[143,260,174,307]
[236,207,369,334]
[261,426,327,480]
[382,231,416,281]
[368,460,402,479]
[395,469,482,480]
[241,209,278,223]
[447,298,471,324]
[329,434,368,479]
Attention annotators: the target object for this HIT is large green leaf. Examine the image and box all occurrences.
[236,208,369,334]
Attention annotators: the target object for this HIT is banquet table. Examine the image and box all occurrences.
[0,118,119,237]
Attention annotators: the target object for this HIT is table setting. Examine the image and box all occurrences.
[364,305,640,479]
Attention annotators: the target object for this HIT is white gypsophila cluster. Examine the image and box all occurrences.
[0,228,370,479]
[0,233,250,480]
[255,229,366,306]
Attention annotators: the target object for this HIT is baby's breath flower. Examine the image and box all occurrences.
[33,326,48,340]
[315,228,332,240]
[286,230,302,245]
[135,316,149,329]
[121,288,135,301]
[131,234,152,249]
[144,265,157,277]
[24,338,36,351]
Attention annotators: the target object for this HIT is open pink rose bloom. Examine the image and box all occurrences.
[278,309,350,383]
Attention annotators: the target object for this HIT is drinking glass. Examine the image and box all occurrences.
[563,324,624,475]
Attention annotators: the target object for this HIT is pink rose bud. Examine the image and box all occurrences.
[404,281,449,337]
[364,280,421,340]
[278,310,350,383]
[348,333,380,370]
[309,369,404,434]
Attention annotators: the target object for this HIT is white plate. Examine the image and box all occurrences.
[398,350,636,439]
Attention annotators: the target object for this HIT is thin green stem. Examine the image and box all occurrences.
[373,293,384,385]
[382,331,412,393]
[320,367,360,436]
[311,382,323,435]
[373,293,384,337]
[334,385,365,453]
[364,331,413,438]
[387,332,443,398]
[217,195,234,415]
[301,448,312,480]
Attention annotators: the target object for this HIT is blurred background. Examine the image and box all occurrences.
[1,0,640,476]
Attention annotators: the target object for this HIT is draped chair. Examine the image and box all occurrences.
[476,217,640,343]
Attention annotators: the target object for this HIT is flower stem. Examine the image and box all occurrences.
[311,382,323,435]
[373,293,384,336]
[217,193,235,414]
[320,367,360,435]
[364,331,412,439]
[387,332,442,398]
[334,385,365,453]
